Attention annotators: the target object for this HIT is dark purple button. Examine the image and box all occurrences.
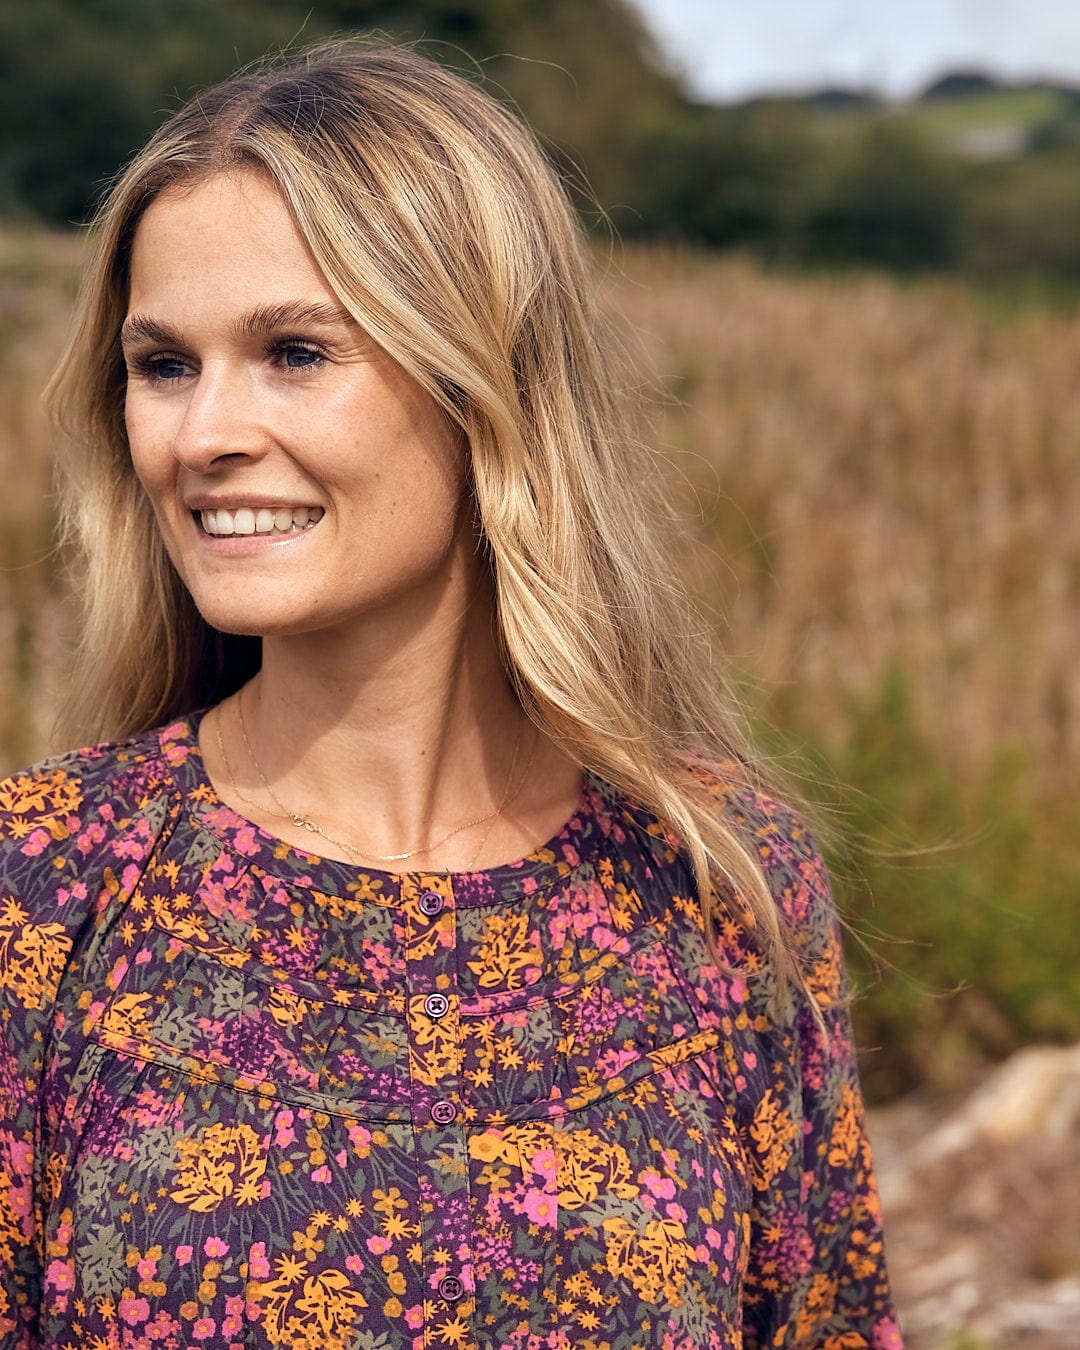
[438,1274,464,1303]
[430,1099,457,1125]
[418,890,444,917]
[423,992,450,1020]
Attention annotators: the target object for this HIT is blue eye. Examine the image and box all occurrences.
[151,358,188,381]
[130,354,189,383]
[279,343,324,370]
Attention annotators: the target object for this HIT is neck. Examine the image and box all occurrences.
[219,574,534,860]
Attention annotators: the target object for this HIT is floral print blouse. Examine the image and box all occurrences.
[0,713,901,1349]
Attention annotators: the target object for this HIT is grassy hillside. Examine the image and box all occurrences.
[2,228,1076,1101]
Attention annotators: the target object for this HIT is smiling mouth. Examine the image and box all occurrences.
[197,506,325,537]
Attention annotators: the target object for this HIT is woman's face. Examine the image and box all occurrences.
[122,171,477,641]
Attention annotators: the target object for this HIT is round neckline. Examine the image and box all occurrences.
[162,708,610,897]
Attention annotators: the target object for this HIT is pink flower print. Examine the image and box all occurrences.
[21,828,51,857]
[529,1148,556,1183]
[233,825,260,857]
[76,821,106,854]
[345,1254,364,1274]
[223,1315,243,1336]
[521,1188,556,1228]
[161,724,190,764]
[192,1317,216,1340]
[136,1256,158,1281]
[366,1235,392,1255]
[120,1293,150,1325]
[248,1244,270,1279]
[665,1201,688,1223]
[639,1167,676,1201]
[873,1317,905,1348]
[45,1259,74,1291]
[274,1109,295,1148]
[204,1236,228,1258]
[55,881,87,908]
[405,1305,425,1331]
[175,1245,193,1266]
[348,1123,372,1157]
[311,1164,332,1184]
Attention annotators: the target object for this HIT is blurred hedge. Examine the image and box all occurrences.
[10,1,1080,287]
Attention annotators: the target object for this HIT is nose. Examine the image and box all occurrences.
[170,361,270,474]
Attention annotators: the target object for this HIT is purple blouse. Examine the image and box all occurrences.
[0,713,901,1348]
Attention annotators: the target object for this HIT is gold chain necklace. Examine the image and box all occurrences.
[213,689,536,869]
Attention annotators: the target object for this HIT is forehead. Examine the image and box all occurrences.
[127,172,338,314]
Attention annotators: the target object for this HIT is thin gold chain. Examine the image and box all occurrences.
[213,688,536,869]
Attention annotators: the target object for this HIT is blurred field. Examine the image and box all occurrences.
[1,226,1076,1102]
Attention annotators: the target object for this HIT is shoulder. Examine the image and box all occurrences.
[687,755,830,907]
[0,722,184,926]
[685,755,845,1011]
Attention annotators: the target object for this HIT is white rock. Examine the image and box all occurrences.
[920,1041,1080,1164]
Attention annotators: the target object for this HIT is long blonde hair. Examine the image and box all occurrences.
[47,39,812,994]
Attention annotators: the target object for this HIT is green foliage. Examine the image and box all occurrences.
[0,0,676,224]
[614,103,817,251]
[756,661,1080,1102]
[802,124,962,269]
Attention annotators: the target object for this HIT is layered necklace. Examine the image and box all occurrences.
[213,687,537,870]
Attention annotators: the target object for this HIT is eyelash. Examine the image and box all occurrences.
[129,338,327,385]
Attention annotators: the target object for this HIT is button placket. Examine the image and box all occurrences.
[401,874,476,1341]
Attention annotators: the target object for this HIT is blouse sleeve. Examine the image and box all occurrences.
[737,813,904,1350]
[0,764,81,1346]
[0,743,168,1346]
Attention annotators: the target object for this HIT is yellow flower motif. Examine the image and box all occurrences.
[0,905,72,1012]
[465,910,541,990]
[602,1214,696,1305]
[827,1083,862,1170]
[0,769,82,821]
[555,1127,639,1210]
[98,992,154,1042]
[169,1122,267,1213]
[748,1088,799,1191]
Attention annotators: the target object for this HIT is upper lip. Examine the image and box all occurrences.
[185,496,321,511]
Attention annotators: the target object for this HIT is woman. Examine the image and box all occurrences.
[0,41,901,1350]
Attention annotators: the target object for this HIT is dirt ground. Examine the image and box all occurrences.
[869,1080,1080,1348]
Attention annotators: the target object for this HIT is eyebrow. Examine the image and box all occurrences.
[120,301,357,347]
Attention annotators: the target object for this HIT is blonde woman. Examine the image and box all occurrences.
[0,42,901,1350]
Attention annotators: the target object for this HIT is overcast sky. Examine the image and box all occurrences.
[629,0,1080,101]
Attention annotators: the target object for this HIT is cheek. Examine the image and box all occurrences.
[124,399,172,498]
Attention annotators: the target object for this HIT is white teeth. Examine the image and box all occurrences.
[199,506,324,537]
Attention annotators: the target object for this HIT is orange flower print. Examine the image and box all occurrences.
[602,1214,697,1304]
[169,1122,269,1212]
[748,1088,800,1191]
[0,899,72,1012]
[827,1084,862,1170]
[555,1126,639,1210]
[465,910,541,990]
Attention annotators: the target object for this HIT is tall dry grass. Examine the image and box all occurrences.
[602,249,1078,797]
[0,225,83,769]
